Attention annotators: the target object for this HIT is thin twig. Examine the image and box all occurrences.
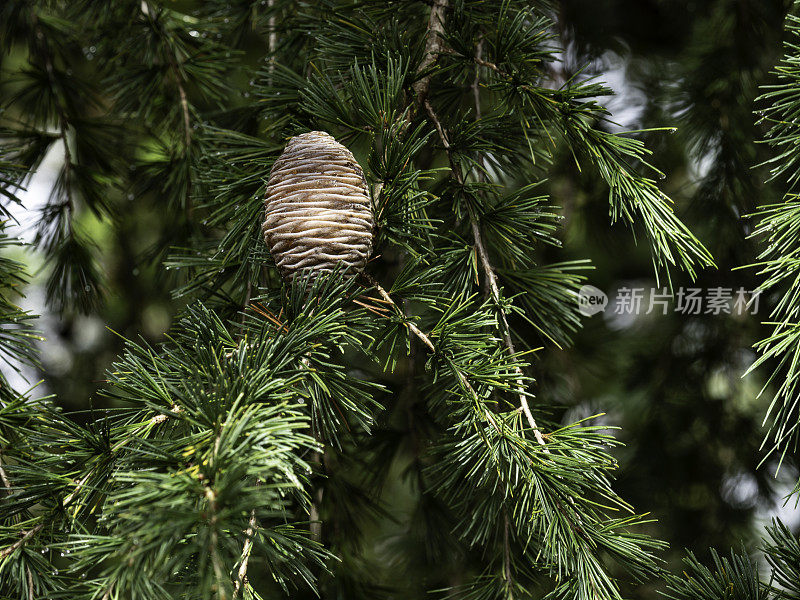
[232,506,258,600]
[0,409,180,562]
[368,274,435,352]
[352,297,391,316]
[267,0,277,84]
[169,68,192,148]
[472,39,484,122]
[203,415,227,593]
[249,302,289,333]
[62,470,93,507]
[363,273,501,433]
[413,0,449,105]
[474,56,502,74]
[0,458,11,493]
[472,40,490,301]
[475,41,516,591]
[469,216,548,448]
[0,524,44,560]
[471,54,583,540]
[415,20,549,450]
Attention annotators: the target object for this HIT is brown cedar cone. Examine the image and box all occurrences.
[262,131,374,281]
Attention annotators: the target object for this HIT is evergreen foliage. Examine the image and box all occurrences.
[664,3,800,598]
[0,222,39,404]
[553,0,790,569]
[663,520,800,600]
[0,1,798,600]
[752,6,800,487]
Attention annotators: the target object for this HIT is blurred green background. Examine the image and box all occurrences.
[2,0,797,594]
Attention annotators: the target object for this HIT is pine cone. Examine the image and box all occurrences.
[263,131,374,281]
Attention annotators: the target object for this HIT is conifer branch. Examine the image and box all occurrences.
[369,274,435,353]
[232,508,257,600]
[0,523,44,560]
[465,114,546,445]
[752,10,800,482]
[201,446,227,594]
[100,584,114,600]
[413,0,449,105]
[0,466,95,561]
[472,39,484,123]
[267,0,277,79]
[142,0,193,214]
[473,56,502,74]
[0,2,714,597]
[26,565,33,600]
[176,77,192,150]
[31,9,74,229]
[140,1,192,147]
[0,458,10,493]
[474,40,519,590]
[415,15,549,448]
[365,273,501,432]
[62,470,93,507]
